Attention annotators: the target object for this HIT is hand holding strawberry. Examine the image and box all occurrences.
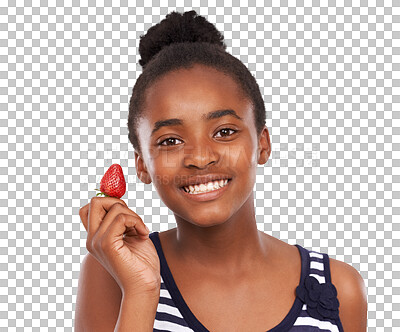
[95,164,126,199]
[78,164,161,296]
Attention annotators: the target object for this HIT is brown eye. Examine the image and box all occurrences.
[159,137,183,146]
[215,128,236,138]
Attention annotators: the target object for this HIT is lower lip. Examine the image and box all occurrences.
[179,180,232,202]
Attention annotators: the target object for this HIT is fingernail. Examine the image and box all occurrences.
[145,225,150,232]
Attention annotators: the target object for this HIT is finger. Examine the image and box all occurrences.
[87,196,128,237]
[79,203,90,231]
[104,213,149,245]
[95,202,144,239]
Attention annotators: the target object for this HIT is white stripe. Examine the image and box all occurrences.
[160,288,173,299]
[294,316,339,332]
[156,302,184,317]
[310,252,324,259]
[310,273,325,283]
[154,319,194,331]
[310,260,324,271]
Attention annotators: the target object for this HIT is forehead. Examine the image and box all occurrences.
[141,64,252,122]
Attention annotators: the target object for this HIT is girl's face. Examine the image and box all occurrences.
[135,64,270,227]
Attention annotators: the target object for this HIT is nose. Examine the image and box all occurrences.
[183,143,219,169]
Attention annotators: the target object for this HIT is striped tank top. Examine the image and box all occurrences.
[149,231,344,332]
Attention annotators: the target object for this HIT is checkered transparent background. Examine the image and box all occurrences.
[0,0,399,330]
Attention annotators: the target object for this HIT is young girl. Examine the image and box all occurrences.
[75,11,367,332]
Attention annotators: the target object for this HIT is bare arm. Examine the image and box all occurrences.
[75,253,122,331]
[115,291,160,332]
[75,253,160,331]
[330,258,368,331]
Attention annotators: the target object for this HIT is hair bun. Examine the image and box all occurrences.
[138,10,226,69]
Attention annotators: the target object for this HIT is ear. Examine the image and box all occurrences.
[134,151,152,184]
[257,126,271,165]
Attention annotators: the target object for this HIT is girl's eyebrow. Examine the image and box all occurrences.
[151,109,243,136]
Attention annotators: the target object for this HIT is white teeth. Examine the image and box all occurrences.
[183,179,229,194]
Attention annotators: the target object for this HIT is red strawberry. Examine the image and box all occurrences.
[94,164,126,199]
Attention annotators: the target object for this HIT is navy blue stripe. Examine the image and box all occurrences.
[297,308,341,331]
[309,269,325,277]
[322,253,331,283]
[158,295,176,307]
[155,311,188,325]
[310,256,324,263]
[290,326,333,331]
[323,253,345,332]
[297,309,310,317]
[309,254,325,278]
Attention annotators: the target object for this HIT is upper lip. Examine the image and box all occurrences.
[180,174,232,187]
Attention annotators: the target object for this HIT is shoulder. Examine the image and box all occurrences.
[329,257,368,331]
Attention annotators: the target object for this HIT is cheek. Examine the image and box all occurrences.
[148,147,180,168]
[225,141,257,169]
[150,153,181,188]
[227,142,258,194]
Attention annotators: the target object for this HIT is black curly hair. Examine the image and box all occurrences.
[128,10,266,155]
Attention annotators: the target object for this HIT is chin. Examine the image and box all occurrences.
[175,209,233,228]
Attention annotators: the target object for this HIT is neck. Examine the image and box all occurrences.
[171,194,270,277]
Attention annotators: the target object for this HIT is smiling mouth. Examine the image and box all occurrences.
[181,179,232,195]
